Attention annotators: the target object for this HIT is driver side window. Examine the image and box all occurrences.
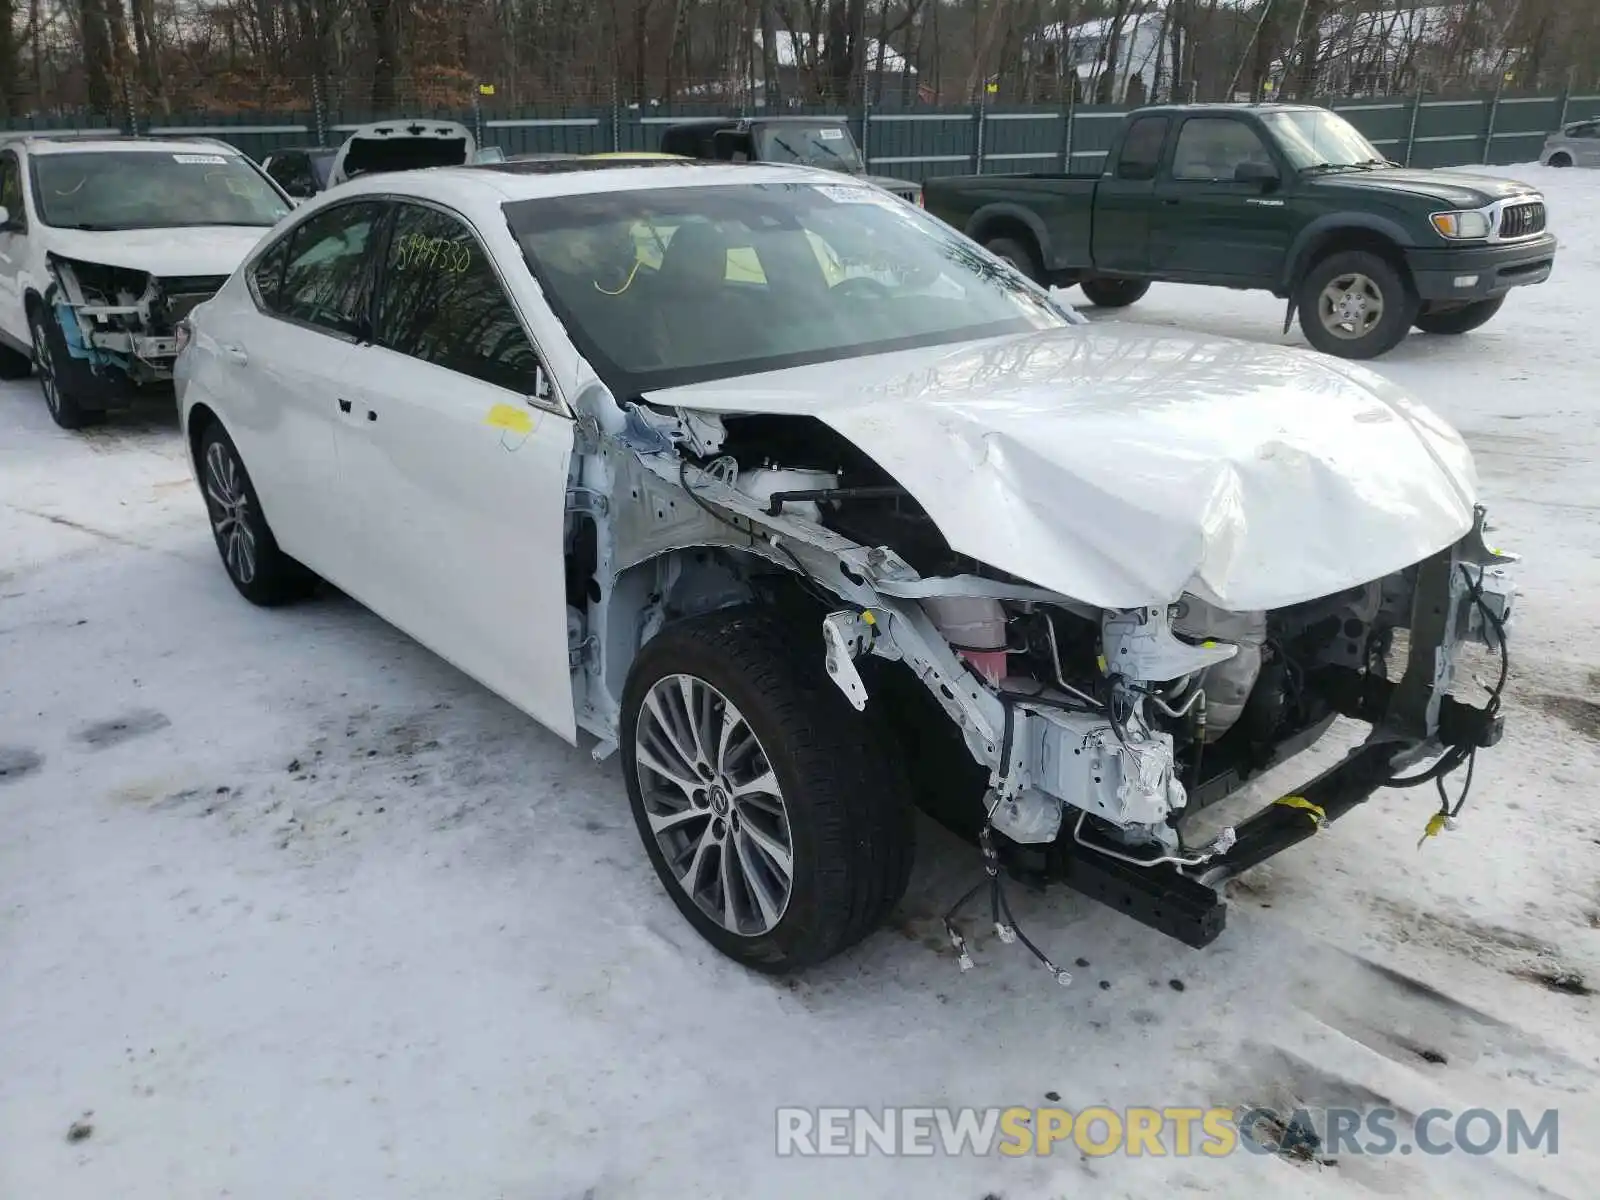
[263,201,383,337]
[1172,119,1273,182]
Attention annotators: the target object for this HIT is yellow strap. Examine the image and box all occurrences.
[1275,794,1327,828]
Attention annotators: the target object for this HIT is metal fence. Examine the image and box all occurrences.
[5,88,1598,180]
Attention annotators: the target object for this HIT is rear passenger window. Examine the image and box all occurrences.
[374,203,539,393]
[274,201,382,336]
[1115,117,1169,181]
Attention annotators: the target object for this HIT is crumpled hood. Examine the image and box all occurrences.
[46,226,274,278]
[647,326,1480,611]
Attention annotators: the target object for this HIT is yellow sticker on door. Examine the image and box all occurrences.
[485,403,535,435]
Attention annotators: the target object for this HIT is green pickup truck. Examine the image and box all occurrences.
[922,103,1557,358]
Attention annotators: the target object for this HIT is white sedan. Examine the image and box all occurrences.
[177,161,1515,975]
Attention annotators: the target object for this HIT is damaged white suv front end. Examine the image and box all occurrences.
[0,136,289,427]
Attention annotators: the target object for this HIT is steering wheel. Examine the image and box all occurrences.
[831,275,893,301]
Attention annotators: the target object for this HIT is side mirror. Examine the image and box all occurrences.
[0,204,16,231]
[1234,161,1280,190]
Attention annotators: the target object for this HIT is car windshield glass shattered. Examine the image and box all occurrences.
[1263,110,1387,169]
[30,150,291,230]
[506,181,1066,391]
[756,124,865,171]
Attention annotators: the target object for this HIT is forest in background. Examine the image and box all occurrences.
[2,0,1598,119]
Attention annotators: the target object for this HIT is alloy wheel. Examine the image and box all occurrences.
[31,320,58,417]
[203,441,258,585]
[633,674,794,937]
[1318,272,1385,341]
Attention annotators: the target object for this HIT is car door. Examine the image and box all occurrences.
[189,199,383,580]
[0,149,29,348]
[1090,115,1171,276]
[334,199,577,739]
[1574,122,1600,168]
[1148,116,1292,285]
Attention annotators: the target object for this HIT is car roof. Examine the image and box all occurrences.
[1130,102,1322,117]
[329,159,841,205]
[13,135,247,157]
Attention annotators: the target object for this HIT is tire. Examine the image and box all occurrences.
[1414,296,1505,336]
[0,339,29,380]
[195,419,317,607]
[984,235,1043,283]
[1547,153,1572,168]
[1296,250,1417,360]
[621,609,915,974]
[30,305,104,429]
[1079,277,1151,308]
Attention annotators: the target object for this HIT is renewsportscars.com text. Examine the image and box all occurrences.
[775,1105,1560,1158]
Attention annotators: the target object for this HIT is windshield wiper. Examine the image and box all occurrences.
[51,222,127,231]
[1299,162,1359,175]
[769,135,804,162]
[809,138,843,162]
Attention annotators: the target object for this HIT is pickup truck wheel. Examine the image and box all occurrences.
[30,308,104,429]
[0,340,30,380]
[1414,296,1505,335]
[1080,277,1152,308]
[621,609,915,974]
[983,236,1043,283]
[196,421,318,607]
[1546,153,1572,168]
[1296,251,1416,360]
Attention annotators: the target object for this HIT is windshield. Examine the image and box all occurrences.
[756,125,865,172]
[1262,110,1386,170]
[30,150,290,230]
[507,181,1065,392]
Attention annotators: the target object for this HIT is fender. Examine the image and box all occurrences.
[1280,212,1418,294]
[964,202,1053,268]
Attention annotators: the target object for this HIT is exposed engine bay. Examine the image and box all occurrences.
[46,255,225,386]
[561,394,1517,955]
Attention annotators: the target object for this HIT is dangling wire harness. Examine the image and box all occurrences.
[1391,564,1509,847]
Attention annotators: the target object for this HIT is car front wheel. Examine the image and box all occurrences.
[196,420,316,606]
[621,609,914,974]
[1414,296,1505,335]
[31,307,103,429]
[1297,250,1417,359]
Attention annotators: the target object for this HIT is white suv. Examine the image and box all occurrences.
[0,134,291,428]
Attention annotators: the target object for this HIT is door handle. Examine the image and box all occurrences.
[219,343,249,364]
[337,398,352,414]
[1162,198,1181,206]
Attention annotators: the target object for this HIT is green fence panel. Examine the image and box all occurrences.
[865,109,976,180]
[980,108,1066,173]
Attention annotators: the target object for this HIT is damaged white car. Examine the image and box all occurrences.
[0,135,290,427]
[175,161,1516,975]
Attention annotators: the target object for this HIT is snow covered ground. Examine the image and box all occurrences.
[2,165,1598,1200]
